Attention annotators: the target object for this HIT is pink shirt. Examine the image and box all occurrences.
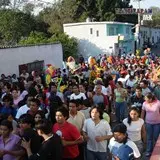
[142,100,160,124]
[13,96,23,106]
[0,134,21,160]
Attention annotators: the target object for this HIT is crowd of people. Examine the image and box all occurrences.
[0,53,159,160]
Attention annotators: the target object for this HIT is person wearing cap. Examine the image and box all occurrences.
[108,123,140,160]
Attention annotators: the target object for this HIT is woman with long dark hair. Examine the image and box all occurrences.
[141,93,160,157]
[114,81,127,122]
[123,107,146,153]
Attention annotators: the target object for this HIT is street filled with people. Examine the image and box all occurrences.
[0,53,159,160]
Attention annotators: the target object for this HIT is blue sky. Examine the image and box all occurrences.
[130,0,160,8]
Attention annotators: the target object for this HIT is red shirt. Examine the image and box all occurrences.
[52,122,81,158]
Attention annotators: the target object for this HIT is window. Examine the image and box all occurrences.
[126,27,130,34]
[109,27,114,36]
[152,36,154,43]
[96,30,99,37]
[19,60,44,75]
[90,28,93,34]
[116,28,118,34]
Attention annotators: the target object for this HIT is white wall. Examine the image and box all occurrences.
[0,43,63,76]
[140,27,160,47]
[64,23,118,58]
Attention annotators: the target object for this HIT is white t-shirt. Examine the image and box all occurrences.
[16,104,30,119]
[20,73,29,80]
[108,137,141,158]
[70,92,87,100]
[117,78,127,87]
[123,118,144,142]
[105,85,112,96]
[126,79,136,88]
[16,104,42,119]
[83,119,112,152]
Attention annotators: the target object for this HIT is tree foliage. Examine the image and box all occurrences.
[0,0,10,8]
[38,0,132,34]
[0,9,48,45]
[19,32,78,60]
[19,31,48,45]
[0,0,139,58]
[0,10,36,45]
[39,0,80,33]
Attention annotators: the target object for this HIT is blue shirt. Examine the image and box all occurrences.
[0,106,17,117]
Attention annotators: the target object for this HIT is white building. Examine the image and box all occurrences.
[139,26,160,48]
[63,21,134,58]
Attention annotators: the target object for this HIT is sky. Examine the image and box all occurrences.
[130,0,160,9]
[32,0,160,9]
[28,0,160,15]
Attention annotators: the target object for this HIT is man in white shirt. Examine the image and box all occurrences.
[16,96,42,119]
[16,96,33,119]
[70,84,86,100]
[83,106,112,160]
[20,70,29,80]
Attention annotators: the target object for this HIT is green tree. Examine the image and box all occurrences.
[19,31,48,45]
[19,32,78,60]
[0,0,10,8]
[0,9,49,45]
[48,33,78,60]
[39,0,79,34]
[23,3,35,14]
[0,9,37,45]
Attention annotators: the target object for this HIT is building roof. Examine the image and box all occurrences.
[0,42,60,49]
[140,25,160,30]
[63,21,134,27]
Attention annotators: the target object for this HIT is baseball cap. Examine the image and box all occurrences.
[117,144,134,160]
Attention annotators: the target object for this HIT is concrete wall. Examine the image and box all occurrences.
[0,43,63,76]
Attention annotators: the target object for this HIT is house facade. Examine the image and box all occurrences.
[63,22,134,58]
[139,26,160,48]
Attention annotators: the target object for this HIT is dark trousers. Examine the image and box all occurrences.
[63,157,80,160]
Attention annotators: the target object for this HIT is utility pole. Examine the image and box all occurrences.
[134,0,143,51]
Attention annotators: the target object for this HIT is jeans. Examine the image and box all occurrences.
[134,140,144,154]
[86,149,107,160]
[146,123,160,154]
[115,101,127,122]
